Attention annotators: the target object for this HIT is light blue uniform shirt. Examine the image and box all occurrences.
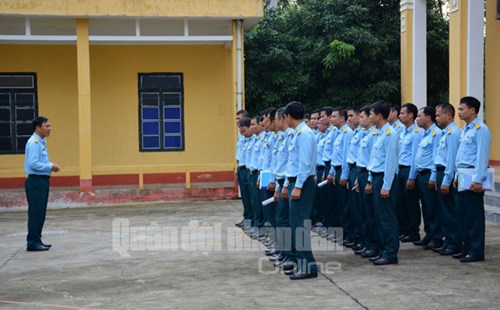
[249,131,266,171]
[244,135,257,169]
[238,137,249,167]
[367,122,399,190]
[435,122,460,186]
[24,133,53,176]
[415,123,441,182]
[393,119,404,137]
[236,134,245,162]
[321,126,338,162]
[284,122,317,189]
[356,126,376,168]
[330,124,353,180]
[273,128,294,182]
[456,117,491,184]
[347,126,362,165]
[316,131,327,166]
[259,131,277,171]
[270,131,282,182]
[398,123,423,180]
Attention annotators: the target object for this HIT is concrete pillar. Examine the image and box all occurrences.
[76,19,93,192]
[400,0,427,109]
[486,0,500,162]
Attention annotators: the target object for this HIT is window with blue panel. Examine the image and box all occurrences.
[0,73,38,154]
[139,74,184,151]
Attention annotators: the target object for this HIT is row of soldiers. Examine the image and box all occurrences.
[235,97,490,280]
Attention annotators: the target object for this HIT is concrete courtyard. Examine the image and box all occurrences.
[0,200,499,309]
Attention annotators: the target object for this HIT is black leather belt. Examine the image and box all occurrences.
[399,165,410,169]
[357,167,368,173]
[249,169,259,175]
[436,165,446,172]
[277,179,285,186]
[348,163,356,169]
[238,165,247,171]
[334,165,342,172]
[324,160,331,166]
[417,169,431,176]
[288,177,297,183]
[28,174,50,178]
[370,171,384,177]
[316,165,325,171]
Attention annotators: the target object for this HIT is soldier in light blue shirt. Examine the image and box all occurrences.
[245,116,263,238]
[414,107,443,250]
[355,106,379,258]
[454,97,491,262]
[394,103,423,243]
[25,116,60,251]
[235,109,249,229]
[280,102,318,280]
[365,101,400,265]
[236,118,253,230]
[311,120,328,229]
[389,104,404,137]
[434,103,461,255]
[327,108,354,245]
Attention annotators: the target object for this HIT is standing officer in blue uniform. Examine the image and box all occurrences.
[327,107,354,246]
[434,103,461,256]
[355,105,379,258]
[414,107,443,250]
[454,96,490,263]
[271,108,294,266]
[259,108,278,229]
[395,103,423,242]
[365,101,400,265]
[245,116,260,238]
[236,118,252,229]
[389,104,403,136]
[25,116,60,251]
[281,101,318,280]
[311,119,328,228]
[235,109,249,228]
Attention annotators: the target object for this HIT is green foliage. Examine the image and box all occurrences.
[245,0,450,114]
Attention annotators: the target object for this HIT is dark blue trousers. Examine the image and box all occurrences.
[348,167,363,245]
[417,172,443,241]
[436,170,460,251]
[26,175,50,247]
[237,168,252,221]
[288,177,317,273]
[358,170,379,252]
[275,182,291,258]
[455,190,485,258]
[372,174,399,260]
[395,167,421,236]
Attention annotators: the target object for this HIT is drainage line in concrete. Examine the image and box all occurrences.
[320,272,369,310]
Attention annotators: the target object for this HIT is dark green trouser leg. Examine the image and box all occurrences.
[288,177,317,273]
[372,174,399,260]
[26,175,50,247]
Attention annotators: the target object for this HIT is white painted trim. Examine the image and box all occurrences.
[412,0,427,109]
[184,19,189,37]
[400,5,414,13]
[451,0,459,13]
[89,35,233,42]
[236,20,243,112]
[25,17,31,36]
[135,19,140,37]
[466,0,485,119]
[0,35,76,41]
[400,0,414,5]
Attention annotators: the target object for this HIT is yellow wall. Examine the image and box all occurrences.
[90,45,235,172]
[0,0,263,19]
[0,45,80,177]
[486,0,500,161]
[0,44,236,177]
[400,8,413,104]
[449,0,468,122]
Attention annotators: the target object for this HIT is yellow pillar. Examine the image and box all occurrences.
[486,0,500,162]
[400,2,414,104]
[76,19,93,192]
[448,0,468,123]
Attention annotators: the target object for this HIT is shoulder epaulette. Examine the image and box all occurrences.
[287,131,292,136]
[333,126,338,131]
[431,129,436,137]
[34,138,38,143]
[371,129,377,135]
[260,135,264,141]
[385,128,391,136]
[278,134,282,141]
[475,122,481,129]
[396,123,401,128]
[343,127,347,133]
[447,128,451,135]
[414,126,419,133]
[297,129,301,135]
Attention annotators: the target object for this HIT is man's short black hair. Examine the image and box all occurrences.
[420,106,436,123]
[236,109,248,118]
[360,105,371,117]
[436,103,455,118]
[347,105,360,114]
[239,117,251,128]
[401,103,418,120]
[304,113,311,120]
[332,107,347,120]
[32,116,49,131]
[460,96,481,115]
[320,106,334,117]
[265,107,277,122]
[390,103,401,115]
[276,107,286,119]
[370,100,390,120]
[311,109,321,115]
[284,101,305,120]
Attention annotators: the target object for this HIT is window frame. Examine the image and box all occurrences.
[0,72,38,155]
[138,72,185,152]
